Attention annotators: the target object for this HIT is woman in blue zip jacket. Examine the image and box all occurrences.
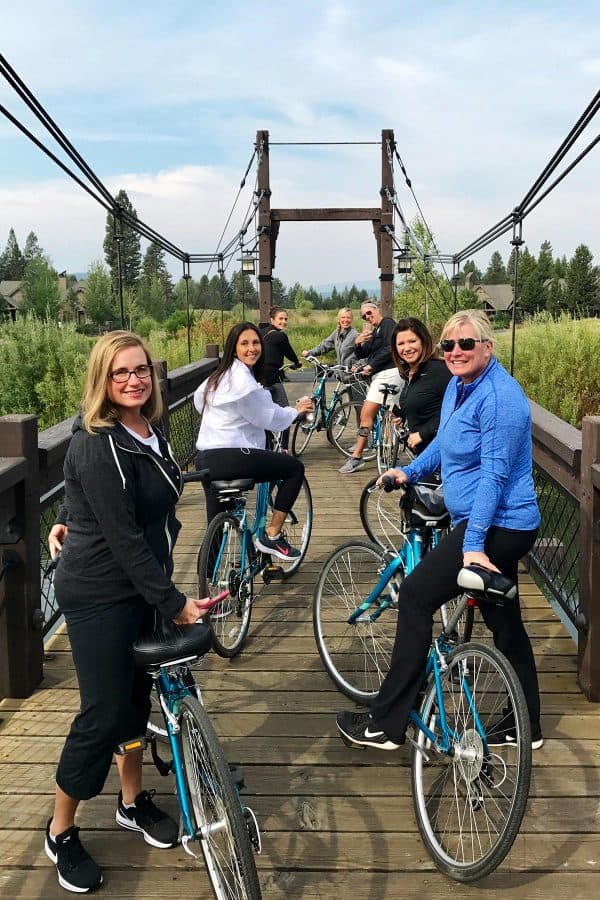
[337,310,543,753]
[44,331,210,893]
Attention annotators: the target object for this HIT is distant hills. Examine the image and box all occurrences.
[313,280,381,298]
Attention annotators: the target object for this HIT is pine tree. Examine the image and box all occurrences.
[506,248,518,282]
[516,248,542,316]
[483,251,507,284]
[1,228,25,280]
[141,242,174,300]
[566,244,597,314]
[103,189,142,295]
[537,240,554,283]
[23,231,44,264]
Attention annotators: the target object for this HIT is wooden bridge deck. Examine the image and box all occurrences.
[2,393,600,897]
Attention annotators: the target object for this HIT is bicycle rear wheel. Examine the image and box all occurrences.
[197,512,253,658]
[178,696,261,900]
[268,477,313,578]
[327,396,376,461]
[313,540,399,703]
[411,642,531,882]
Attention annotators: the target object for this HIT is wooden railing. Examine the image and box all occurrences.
[0,352,218,700]
[1,372,599,701]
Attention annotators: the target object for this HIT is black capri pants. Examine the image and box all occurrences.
[371,520,540,744]
[197,447,305,525]
[54,579,155,800]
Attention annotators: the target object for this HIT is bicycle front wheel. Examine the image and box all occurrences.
[179,696,261,900]
[376,414,400,474]
[359,477,406,552]
[197,512,253,658]
[411,642,531,882]
[313,541,399,703]
[290,418,315,456]
[327,397,376,461]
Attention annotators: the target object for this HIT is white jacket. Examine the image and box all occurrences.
[195,359,298,451]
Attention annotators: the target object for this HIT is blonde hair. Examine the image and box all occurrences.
[81,331,163,433]
[337,307,353,324]
[440,309,494,344]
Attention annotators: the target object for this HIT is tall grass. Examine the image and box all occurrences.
[1,311,597,429]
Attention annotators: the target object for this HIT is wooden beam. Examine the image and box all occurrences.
[271,208,381,222]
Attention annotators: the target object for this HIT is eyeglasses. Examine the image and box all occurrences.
[439,338,486,352]
[108,364,153,383]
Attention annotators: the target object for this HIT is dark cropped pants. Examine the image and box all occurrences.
[371,521,540,743]
[54,581,154,800]
[197,447,304,525]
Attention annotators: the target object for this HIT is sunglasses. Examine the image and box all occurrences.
[439,338,486,352]
[361,312,374,320]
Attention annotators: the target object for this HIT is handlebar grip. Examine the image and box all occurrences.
[382,475,398,493]
[182,469,210,484]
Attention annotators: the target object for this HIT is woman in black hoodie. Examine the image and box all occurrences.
[44,331,209,894]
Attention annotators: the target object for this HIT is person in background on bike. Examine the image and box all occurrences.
[301,306,358,368]
[337,309,543,751]
[259,306,302,450]
[392,317,452,457]
[339,299,402,474]
[45,331,212,893]
[195,321,313,560]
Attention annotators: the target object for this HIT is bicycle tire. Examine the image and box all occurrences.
[178,696,261,900]
[411,641,531,882]
[197,512,253,658]
[290,418,315,456]
[376,413,400,474]
[267,476,313,578]
[359,477,406,551]
[327,396,376,461]
[313,540,399,703]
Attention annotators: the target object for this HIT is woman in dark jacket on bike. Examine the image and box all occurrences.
[45,331,210,893]
[391,317,452,456]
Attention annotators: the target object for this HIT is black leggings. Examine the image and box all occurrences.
[54,585,155,800]
[371,521,540,743]
[197,447,305,525]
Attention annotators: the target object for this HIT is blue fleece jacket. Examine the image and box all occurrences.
[402,356,540,552]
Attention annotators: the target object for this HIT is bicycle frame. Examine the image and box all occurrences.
[152,669,200,848]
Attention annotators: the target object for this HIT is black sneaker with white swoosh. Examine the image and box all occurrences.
[254,530,301,561]
[336,709,403,750]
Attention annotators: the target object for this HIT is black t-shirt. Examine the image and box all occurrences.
[399,357,452,451]
[259,324,300,387]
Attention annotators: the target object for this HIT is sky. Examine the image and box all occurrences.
[1,0,599,290]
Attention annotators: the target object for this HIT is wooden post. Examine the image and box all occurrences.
[578,416,600,700]
[0,415,43,699]
[156,360,169,440]
[256,130,273,324]
[380,129,395,317]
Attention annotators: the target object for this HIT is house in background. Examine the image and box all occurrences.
[465,273,514,319]
[0,274,87,323]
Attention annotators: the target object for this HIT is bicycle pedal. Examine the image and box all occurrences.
[114,736,147,755]
[262,564,285,583]
[228,762,245,790]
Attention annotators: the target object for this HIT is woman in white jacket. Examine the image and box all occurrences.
[195,321,313,560]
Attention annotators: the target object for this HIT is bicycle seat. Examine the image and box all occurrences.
[457,564,517,604]
[133,622,213,668]
[211,478,255,495]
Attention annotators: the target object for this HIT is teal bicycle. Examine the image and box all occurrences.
[314,484,531,881]
[329,379,404,473]
[132,621,262,898]
[197,470,312,657]
[290,356,366,456]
